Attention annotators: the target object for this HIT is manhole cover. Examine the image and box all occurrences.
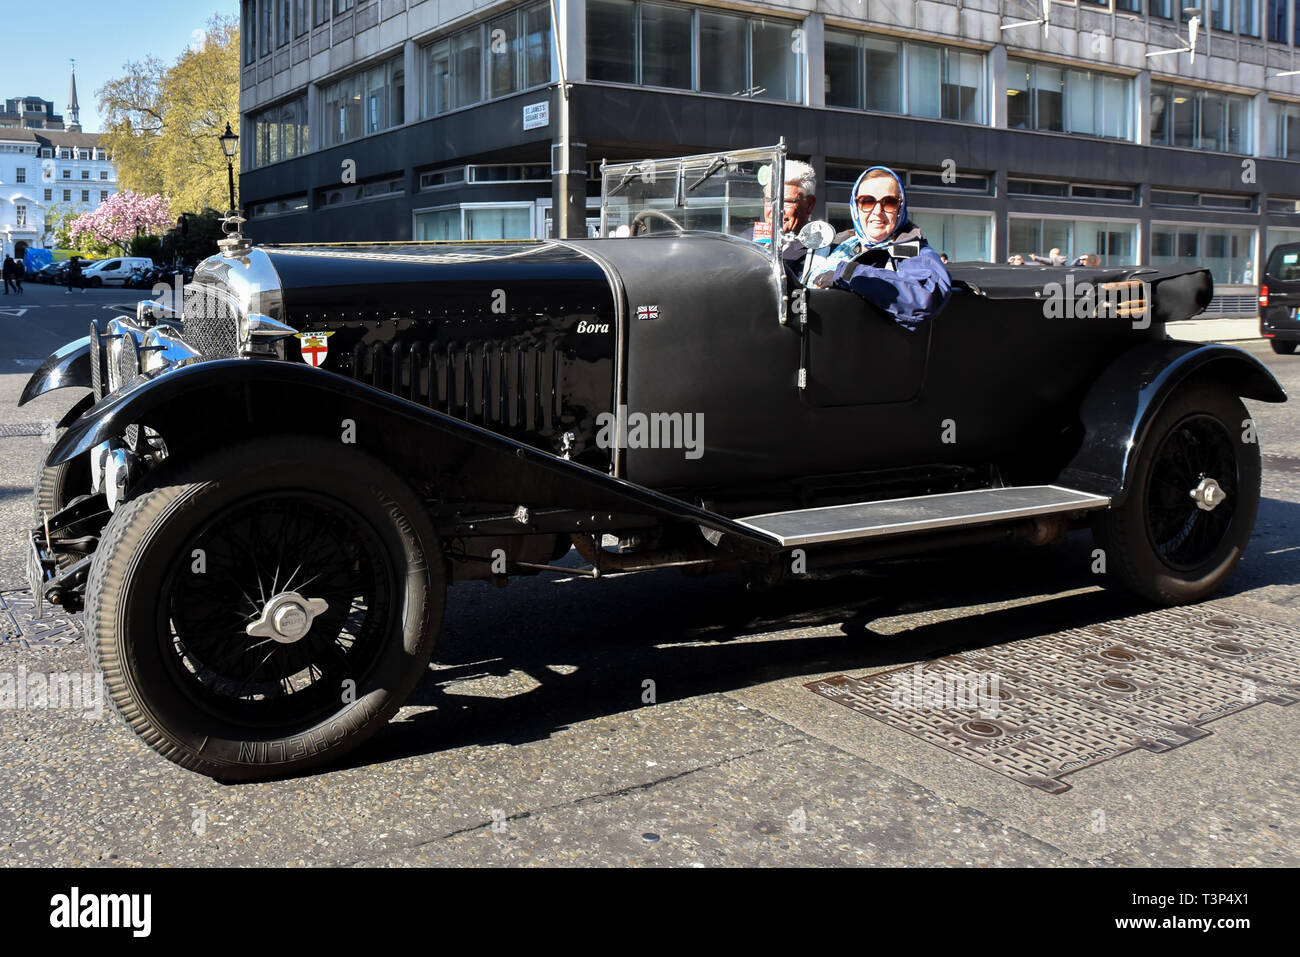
[0,590,84,648]
[807,607,1299,793]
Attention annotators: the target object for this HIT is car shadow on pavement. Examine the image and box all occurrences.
[336,533,1168,774]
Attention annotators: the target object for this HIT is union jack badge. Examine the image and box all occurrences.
[296,331,335,368]
[636,304,660,321]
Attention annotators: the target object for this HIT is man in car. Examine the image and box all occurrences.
[807,167,952,331]
[761,159,819,277]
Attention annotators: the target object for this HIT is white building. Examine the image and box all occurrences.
[0,71,119,260]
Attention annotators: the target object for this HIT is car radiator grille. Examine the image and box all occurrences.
[180,283,240,359]
[351,339,563,435]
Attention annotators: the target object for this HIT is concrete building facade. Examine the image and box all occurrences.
[239,0,1300,309]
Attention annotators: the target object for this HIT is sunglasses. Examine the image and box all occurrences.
[855,194,901,213]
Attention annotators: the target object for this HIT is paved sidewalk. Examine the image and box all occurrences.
[1168,317,1260,342]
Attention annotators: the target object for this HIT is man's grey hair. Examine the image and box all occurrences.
[784,160,816,198]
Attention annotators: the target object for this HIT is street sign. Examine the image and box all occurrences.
[523,101,549,131]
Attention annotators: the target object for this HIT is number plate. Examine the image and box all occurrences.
[26,531,47,619]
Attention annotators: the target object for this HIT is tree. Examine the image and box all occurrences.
[68,192,175,254]
[98,15,240,215]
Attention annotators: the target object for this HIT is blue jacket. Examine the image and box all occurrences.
[827,225,953,332]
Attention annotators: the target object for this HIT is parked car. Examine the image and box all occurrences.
[19,144,1287,781]
[32,261,69,285]
[81,256,155,288]
[1259,241,1300,354]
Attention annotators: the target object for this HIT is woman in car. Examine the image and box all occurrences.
[809,166,951,331]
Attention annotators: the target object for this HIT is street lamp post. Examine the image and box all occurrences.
[218,122,239,215]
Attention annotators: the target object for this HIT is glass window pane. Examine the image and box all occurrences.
[942,49,982,122]
[751,18,802,103]
[1067,70,1096,136]
[425,40,451,116]
[523,2,552,88]
[365,65,387,135]
[824,31,861,109]
[465,206,532,239]
[1007,59,1030,129]
[1009,218,1042,260]
[641,3,693,90]
[1033,64,1064,132]
[1200,92,1224,150]
[453,30,482,108]
[488,12,519,98]
[907,43,941,118]
[390,62,404,128]
[415,209,461,240]
[700,11,747,95]
[1171,88,1195,147]
[864,37,901,113]
[588,0,635,84]
[1150,85,1169,145]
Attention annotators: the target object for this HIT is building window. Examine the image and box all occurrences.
[1008,59,1132,140]
[313,0,329,28]
[62,169,70,179]
[422,2,551,117]
[81,189,89,203]
[82,169,90,179]
[294,0,309,37]
[588,0,804,103]
[1152,224,1255,284]
[1009,178,1137,202]
[43,188,52,201]
[1010,217,1138,266]
[909,211,992,262]
[321,57,401,147]
[318,175,404,207]
[62,189,71,201]
[100,190,108,202]
[1149,0,1172,17]
[334,0,353,12]
[262,0,274,55]
[1209,0,1233,30]
[1266,100,1300,157]
[1151,83,1252,153]
[252,94,309,166]
[279,0,291,47]
[1267,0,1286,40]
[39,148,51,158]
[100,170,108,180]
[244,0,258,63]
[15,167,24,182]
[826,31,983,123]
[94,148,107,160]
[250,194,310,218]
[414,203,534,240]
[1240,0,1261,33]
[15,205,26,227]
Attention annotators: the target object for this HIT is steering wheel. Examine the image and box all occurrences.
[630,209,684,235]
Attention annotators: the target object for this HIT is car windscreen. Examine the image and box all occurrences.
[1265,245,1300,283]
[600,146,784,244]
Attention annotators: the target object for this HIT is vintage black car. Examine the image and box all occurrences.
[19,145,1287,780]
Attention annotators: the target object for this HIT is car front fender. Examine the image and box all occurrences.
[1058,340,1286,504]
[48,359,781,550]
[18,336,92,406]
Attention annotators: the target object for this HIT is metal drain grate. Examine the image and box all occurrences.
[807,607,1300,793]
[0,591,84,648]
[0,423,50,438]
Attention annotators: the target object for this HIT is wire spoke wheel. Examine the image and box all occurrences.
[161,492,396,730]
[86,437,445,781]
[1144,414,1238,571]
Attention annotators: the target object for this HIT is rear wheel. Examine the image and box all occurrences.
[1092,387,1259,605]
[1270,340,1297,355]
[85,436,445,781]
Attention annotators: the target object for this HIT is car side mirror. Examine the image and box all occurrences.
[798,221,836,251]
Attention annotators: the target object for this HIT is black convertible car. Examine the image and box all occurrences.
[20,145,1286,780]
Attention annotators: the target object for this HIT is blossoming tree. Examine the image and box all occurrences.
[68,191,175,255]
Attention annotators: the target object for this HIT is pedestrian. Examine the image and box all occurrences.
[66,256,84,294]
[2,256,15,295]
[14,257,24,294]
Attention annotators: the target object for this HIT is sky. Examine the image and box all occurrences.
[0,0,241,134]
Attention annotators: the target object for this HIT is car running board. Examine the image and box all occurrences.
[736,485,1111,548]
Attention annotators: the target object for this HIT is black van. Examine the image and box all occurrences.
[1260,242,1300,354]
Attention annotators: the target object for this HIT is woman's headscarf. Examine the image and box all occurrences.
[849,166,910,249]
